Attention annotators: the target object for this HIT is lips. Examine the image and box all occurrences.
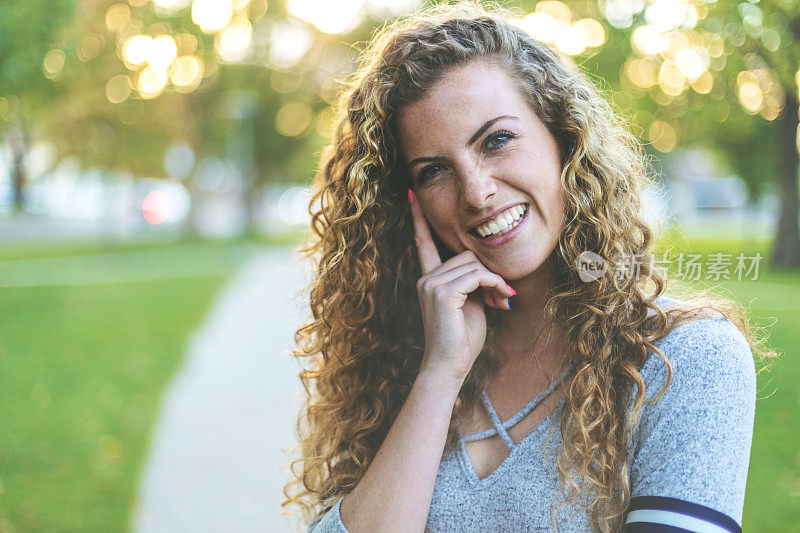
[469,202,529,237]
[468,201,530,246]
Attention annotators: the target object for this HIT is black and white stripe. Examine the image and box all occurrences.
[624,496,742,533]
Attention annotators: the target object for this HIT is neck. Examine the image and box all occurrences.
[490,251,566,370]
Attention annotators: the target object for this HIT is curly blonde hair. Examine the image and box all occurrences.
[282,2,777,531]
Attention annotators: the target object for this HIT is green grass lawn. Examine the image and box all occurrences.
[652,234,800,529]
[0,239,268,532]
[0,233,796,531]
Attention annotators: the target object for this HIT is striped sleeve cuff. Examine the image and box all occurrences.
[624,496,742,533]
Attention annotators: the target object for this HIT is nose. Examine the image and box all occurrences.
[458,159,497,211]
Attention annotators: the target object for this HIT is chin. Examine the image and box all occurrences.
[497,250,556,281]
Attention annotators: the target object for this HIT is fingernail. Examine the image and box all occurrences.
[506,284,516,296]
[507,298,513,310]
[407,188,414,205]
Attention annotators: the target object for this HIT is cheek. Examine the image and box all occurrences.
[419,199,463,250]
[430,219,464,252]
[420,198,447,230]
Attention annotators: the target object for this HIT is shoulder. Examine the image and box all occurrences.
[624,294,756,531]
[639,294,755,403]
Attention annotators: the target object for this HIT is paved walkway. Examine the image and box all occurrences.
[134,246,313,532]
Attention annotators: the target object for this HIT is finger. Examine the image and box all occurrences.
[482,287,503,310]
[425,262,515,299]
[439,268,513,308]
[425,263,502,309]
[422,249,480,279]
[408,188,442,275]
[428,257,516,310]
[486,286,511,310]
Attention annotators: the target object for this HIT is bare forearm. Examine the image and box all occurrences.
[339,369,462,533]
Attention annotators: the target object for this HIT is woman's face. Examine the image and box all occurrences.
[397,59,567,281]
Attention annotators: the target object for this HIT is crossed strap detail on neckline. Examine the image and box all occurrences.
[458,364,572,451]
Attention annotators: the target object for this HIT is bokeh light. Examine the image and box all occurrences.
[106,74,133,103]
[215,18,252,62]
[79,34,104,62]
[554,24,586,55]
[170,56,204,91]
[141,190,172,225]
[174,33,198,56]
[674,47,707,81]
[514,4,604,56]
[148,35,178,71]
[631,25,667,56]
[43,49,66,79]
[648,119,677,152]
[277,186,312,225]
[576,18,606,48]
[315,106,336,138]
[250,0,268,20]
[515,12,558,44]
[275,101,312,137]
[287,0,365,34]
[644,0,697,31]
[192,0,234,33]
[690,70,713,94]
[105,4,131,31]
[537,0,571,24]
[268,21,312,69]
[137,66,169,99]
[738,80,763,113]
[164,143,196,180]
[153,0,192,11]
[658,61,686,96]
[122,35,153,66]
[625,58,658,89]
[603,0,645,30]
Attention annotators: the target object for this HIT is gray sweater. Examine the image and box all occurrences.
[308,295,755,532]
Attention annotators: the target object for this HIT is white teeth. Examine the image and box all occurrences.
[474,204,527,238]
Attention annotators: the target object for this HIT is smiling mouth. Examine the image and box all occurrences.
[470,203,528,239]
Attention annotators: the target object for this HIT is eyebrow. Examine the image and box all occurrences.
[407,115,520,169]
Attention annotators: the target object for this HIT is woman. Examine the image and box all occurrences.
[283,2,775,532]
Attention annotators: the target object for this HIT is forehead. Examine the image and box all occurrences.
[396,60,528,158]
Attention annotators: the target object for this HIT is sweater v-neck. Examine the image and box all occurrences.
[455,365,571,488]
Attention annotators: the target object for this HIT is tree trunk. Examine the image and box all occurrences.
[9,121,29,213]
[770,92,800,267]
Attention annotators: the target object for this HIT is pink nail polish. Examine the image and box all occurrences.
[507,284,516,296]
[407,188,414,205]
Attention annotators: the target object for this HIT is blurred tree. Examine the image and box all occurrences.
[582,0,800,266]
[0,0,74,211]
[33,0,340,233]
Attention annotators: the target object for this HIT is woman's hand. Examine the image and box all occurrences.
[408,188,515,385]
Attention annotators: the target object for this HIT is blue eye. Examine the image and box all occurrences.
[417,164,444,183]
[486,130,514,149]
[414,130,515,184]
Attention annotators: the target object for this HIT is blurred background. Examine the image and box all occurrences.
[0,0,798,531]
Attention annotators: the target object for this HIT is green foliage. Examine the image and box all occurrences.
[582,0,800,199]
[0,0,74,95]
